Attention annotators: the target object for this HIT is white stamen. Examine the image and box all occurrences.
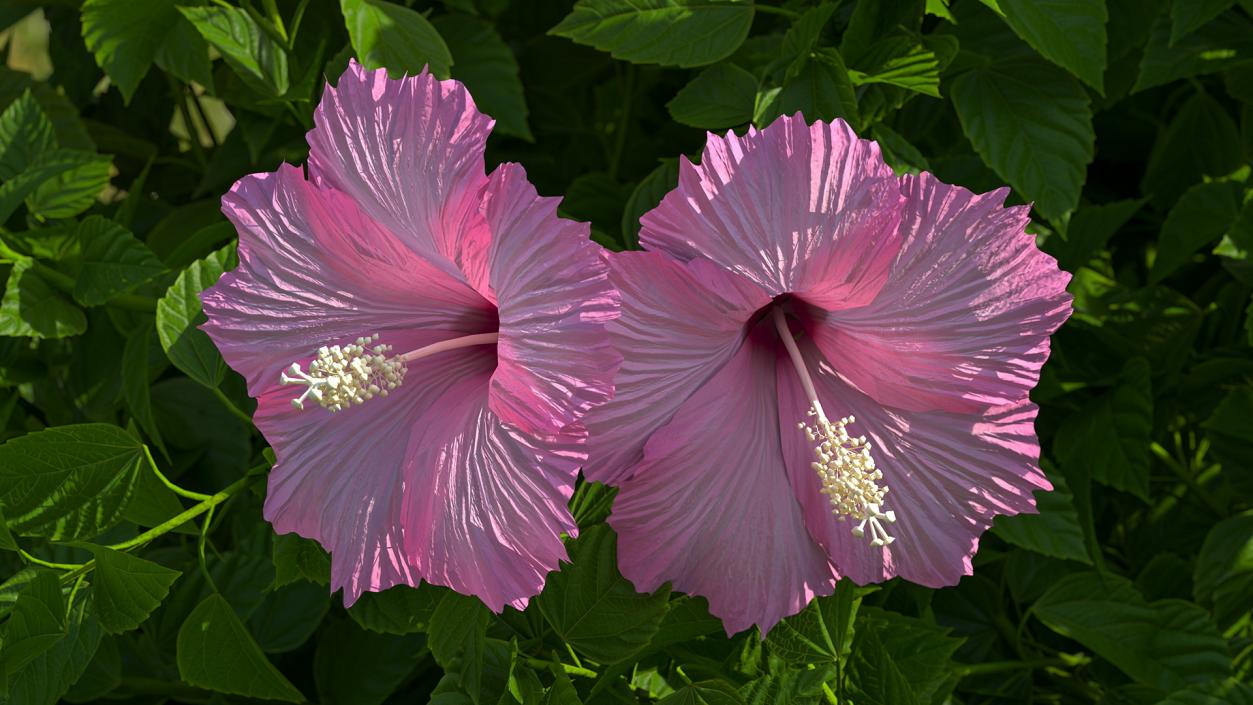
[773,307,896,547]
[280,334,406,412]
[280,332,499,413]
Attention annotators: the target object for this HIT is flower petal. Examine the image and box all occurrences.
[257,332,496,604]
[583,252,772,485]
[201,166,494,393]
[482,163,620,436]
[611,340,836,636]
[307,60,493,269]
[812,174,1072,413]
[777,336,1050,588]
[400,372,584,611]
[640,115,903,309]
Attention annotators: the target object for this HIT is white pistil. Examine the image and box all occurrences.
[773,307,897,547]
[281,332,498,413]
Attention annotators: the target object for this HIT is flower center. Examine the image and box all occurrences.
[772,306,896,547]
[280,332,499,412]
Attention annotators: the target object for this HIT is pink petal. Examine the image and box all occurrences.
[482,163,620,436]
[611,341,836,636]
[399,373,584,612]
[257,332,497,604]
[307,60,493,270]
[776,336,1050,588]
[583,252,772,485]
[201,166,494,393]
[640,115,904,309]
[812,174,1072,414]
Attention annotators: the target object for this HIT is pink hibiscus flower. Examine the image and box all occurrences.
[585,115,1072,635]
[199,61,618,611]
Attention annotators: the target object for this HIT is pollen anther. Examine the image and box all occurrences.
[280,334,406,412]
[800,404,897,547]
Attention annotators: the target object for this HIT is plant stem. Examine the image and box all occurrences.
[213,387,255,425]
[1150,442,1224,515]
[18,548,81,570]
[145,445,211,502]
[523,657,598,679]
[956,658,1070,676]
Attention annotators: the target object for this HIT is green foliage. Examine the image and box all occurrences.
[0,0,1249,703]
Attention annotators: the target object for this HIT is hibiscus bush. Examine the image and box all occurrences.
[1,0,1251,704]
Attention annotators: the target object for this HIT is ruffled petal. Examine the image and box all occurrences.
[776,336,1050,588]
[583,252,772,485]
[640,115,903,309]
[201,165,494,393]
[611,341,836,636]
[400,372,584,611]
[482,163,620,436]
[307,60,493,270]
[257,332,496,604]
[813,174,1072,414]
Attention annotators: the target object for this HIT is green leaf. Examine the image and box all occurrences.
[26,150,111,220]
[550,0,755,68]
[0,260,86,339]
[993,471,1091,564]
[272,533,331,588]
[154,14,215,89]
[72,216,165,306]
[341,0,453,79]
[1033,572,1231,689]
[155,245,232,389]
[1135,10,1253,92]
[848,38,943,98]
[434,13,530,140]
[870,124,930,175]
[847,608,963,705]
[659,681,745,705]
[739,667,833,705]
[1193,510,1253,630]
[767,580,866,668]
[1051,198,1144,271]
[620,160,678,249]
[1155,679,1253,705]
[81,0,183,102]
[1171,0,1235,44]
[982,0,1108,92]
[315,619,424,705]
[179,6,290,97]
[536,524,670,663]
[81,545,181,634]
[0,589,102,705]
[951,55,1094,220]
[1055,358,1153,499]
[63,634,121,702]
[176,593,304,702]
[0,424,143,540]
[1202,385,1253,481]
[1142,91,1244,207]
[756,49,859,128]
[0,571,65,678]
[0,506,14,551]
[667,63,757,129]
[429,591,490,703]
[250,580,330,654]
[121,323,167,458]
[1151,181,1242,282]
[0,91,55,179]
[347,583,445,635]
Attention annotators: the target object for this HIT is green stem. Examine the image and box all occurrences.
[145,445,211,501]
[956,658,1070,677]
[262,0,289,42]
[198,505,219,592]
[523,657,598,679]
[287,0,310,50]
[19,548,81,570]
[822,682,839,705]
[212,387,255,425]
[754,4,801,19]
[1150,442,1224,515]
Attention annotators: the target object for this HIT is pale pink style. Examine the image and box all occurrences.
[585,115,1072,635]
[200,62,618,610]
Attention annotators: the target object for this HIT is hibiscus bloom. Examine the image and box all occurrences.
[199,61,618,610]
[585,115,1072,635]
